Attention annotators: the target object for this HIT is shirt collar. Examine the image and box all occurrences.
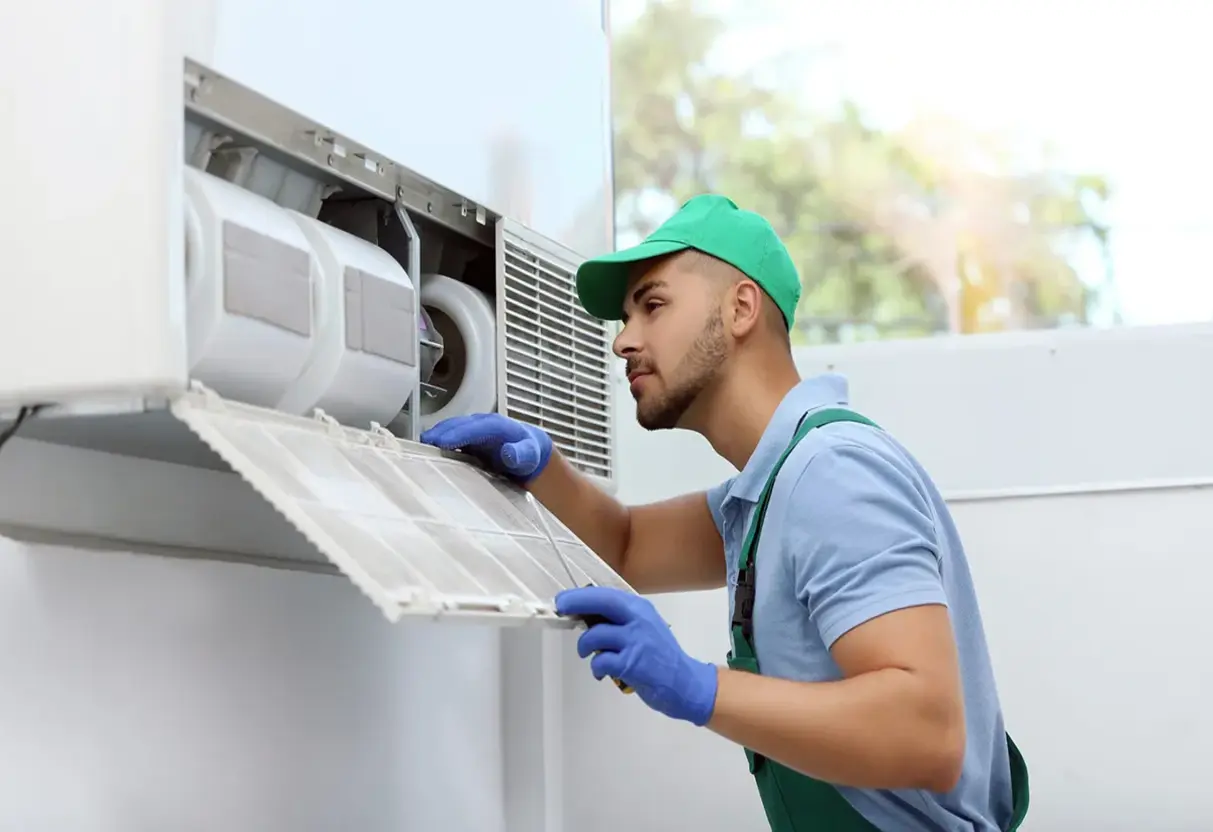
[724,373,850,505]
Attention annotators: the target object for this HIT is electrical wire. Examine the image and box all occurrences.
[0,404,45,455]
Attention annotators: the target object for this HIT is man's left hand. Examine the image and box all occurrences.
[555,586,719,727]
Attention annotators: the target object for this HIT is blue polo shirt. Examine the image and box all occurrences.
[705,373,1014,832]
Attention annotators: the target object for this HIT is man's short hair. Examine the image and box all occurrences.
[677,250,791,345]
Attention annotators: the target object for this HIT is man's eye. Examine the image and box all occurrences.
[646,300,664,313]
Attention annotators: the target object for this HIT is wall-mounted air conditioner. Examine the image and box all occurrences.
[0,58,627,629]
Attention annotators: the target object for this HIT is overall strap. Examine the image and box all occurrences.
[730,407,879,659]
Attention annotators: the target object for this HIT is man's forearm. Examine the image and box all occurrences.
[707,666,965,793]
[525,451,631,572]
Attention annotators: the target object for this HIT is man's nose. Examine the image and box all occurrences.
[612,320,642,359]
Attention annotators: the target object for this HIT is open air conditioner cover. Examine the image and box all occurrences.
[171,386,633,624]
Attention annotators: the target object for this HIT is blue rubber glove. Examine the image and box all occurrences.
[556,586,719,727]
[419,413,553,484]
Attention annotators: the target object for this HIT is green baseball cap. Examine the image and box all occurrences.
[575,194,801,329]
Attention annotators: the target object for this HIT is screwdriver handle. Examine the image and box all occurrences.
[579,613,634,694]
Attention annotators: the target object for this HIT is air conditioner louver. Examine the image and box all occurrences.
[500,226,614,483]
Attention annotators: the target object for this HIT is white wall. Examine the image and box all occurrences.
[0,439,509,831]
[951,486,1213,829]
[562,323,1213,832]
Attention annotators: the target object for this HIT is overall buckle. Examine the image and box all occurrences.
[731,567,757,642]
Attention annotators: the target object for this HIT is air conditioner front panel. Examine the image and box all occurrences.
[169,386,631,625]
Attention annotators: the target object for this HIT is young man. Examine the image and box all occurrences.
[420,195,1028,831]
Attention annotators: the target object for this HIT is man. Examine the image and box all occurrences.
[420,195,1029,831]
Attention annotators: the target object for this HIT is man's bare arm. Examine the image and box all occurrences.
[526,451,725,593]
[707,604,966,792]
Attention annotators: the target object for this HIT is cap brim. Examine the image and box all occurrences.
[575,238,690,320]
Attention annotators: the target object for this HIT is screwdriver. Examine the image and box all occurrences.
[526,493,634,695]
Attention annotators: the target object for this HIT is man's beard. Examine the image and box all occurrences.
[634,312,728,431]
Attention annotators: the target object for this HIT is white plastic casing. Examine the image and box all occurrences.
[419,274,498,431]
[0,0,187,407]
[280,212,419,428]
[168,385,632,624]
[184,167,319,411]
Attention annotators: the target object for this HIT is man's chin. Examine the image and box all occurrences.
[635,404,679,432]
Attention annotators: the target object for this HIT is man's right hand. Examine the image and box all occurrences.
[424,415,727,595]
[419,413,554,485]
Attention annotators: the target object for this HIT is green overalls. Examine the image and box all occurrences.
[724,407,1031,832]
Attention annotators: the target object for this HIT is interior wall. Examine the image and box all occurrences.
[562,324,1213,832]
[950,486,1213,829]
[0,443,508,831]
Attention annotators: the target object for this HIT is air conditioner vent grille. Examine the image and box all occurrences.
[501,233,613,482]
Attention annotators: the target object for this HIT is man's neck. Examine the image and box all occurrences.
[687,360,802,471]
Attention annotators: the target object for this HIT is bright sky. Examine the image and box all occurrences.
[612,0,1213,327]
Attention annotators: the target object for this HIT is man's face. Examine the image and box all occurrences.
[613,254,730,431]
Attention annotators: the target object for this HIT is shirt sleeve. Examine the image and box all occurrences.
[704,477,735,538]
[781,442,947,649]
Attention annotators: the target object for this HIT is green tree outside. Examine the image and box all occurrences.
[610,0,1116,344]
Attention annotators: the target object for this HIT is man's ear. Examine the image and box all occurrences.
[728,279,765,338]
